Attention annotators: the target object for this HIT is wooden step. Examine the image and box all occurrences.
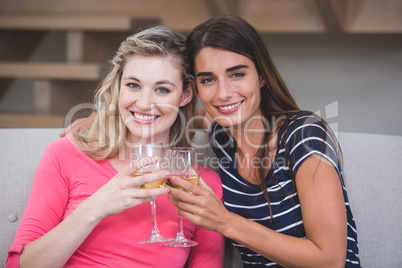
[0,15,134,31]
[0,62,108,80]
[0,113,64,128]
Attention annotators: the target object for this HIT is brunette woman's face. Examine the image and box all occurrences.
[194,47,265,130]
[119,55,192,144]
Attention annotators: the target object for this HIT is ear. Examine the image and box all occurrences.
[179,84,194,107]
[259,75,266,88]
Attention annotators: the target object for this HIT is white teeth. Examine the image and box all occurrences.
[219,102,241,110]
[133,113,157,121]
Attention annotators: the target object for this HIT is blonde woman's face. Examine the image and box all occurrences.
[119,55,192,144]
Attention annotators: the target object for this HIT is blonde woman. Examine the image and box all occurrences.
[7,26,224,268]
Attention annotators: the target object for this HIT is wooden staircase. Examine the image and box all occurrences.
[0,10,152,127]
[0,15,135,31]
[1,0,401,128]
[0,62,106,80]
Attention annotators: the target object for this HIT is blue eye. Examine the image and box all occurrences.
[156,87,170,94]
[127,83,140,89]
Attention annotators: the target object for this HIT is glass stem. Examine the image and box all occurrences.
[176,214,186,240]
[149,197,160,236]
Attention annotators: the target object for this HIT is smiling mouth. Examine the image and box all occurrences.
[216,101,243,110]
[130,111,159,121]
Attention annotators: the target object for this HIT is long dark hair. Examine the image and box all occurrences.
[187,14,339,225]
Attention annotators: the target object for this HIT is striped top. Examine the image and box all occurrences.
[209,112,361,267]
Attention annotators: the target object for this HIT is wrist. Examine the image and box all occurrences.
[77,198,105,226]
[219,210,237,239]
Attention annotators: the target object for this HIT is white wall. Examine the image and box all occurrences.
[266,34,402,136]
[1,33,401,136]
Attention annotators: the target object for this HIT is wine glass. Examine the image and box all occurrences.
[164,147,200,247]
[131,143,170,243]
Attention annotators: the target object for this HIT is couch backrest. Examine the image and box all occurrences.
[1,129,401,267]
[339,132,402,267]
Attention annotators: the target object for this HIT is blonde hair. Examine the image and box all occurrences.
[73,25,196,160]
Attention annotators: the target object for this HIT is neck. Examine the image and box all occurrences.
[230,117,266,155]
[111,132,170,162]
[126,132,170,147]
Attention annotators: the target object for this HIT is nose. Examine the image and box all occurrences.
[136,89,154,110]
[217,79,233,101]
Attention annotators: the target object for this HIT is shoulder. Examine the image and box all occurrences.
[44,137,77,156]
[285,111,326,131]
[33,137,80,187]
[40,137,84,170]
[278,111,340,174]
[279,111,334,145]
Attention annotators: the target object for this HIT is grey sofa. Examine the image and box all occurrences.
[1,128,402,267]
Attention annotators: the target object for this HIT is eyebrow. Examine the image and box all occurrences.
[196,64,249,77]
[196,72,213,77]
[155,80,176,87]
[227,64,249,72]
[122,76,176,87]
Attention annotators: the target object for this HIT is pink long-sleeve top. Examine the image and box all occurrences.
[6,137,225,267]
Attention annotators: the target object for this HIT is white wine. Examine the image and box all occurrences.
[134,173,168,189]
[170,175,199,193]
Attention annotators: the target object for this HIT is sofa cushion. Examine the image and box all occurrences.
[1,129,401,267]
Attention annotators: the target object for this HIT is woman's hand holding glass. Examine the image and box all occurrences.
[167,169,229,236]
[82,156,169,222]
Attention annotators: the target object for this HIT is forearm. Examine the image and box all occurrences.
[19,200,102,268]
[221,212,342,268]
